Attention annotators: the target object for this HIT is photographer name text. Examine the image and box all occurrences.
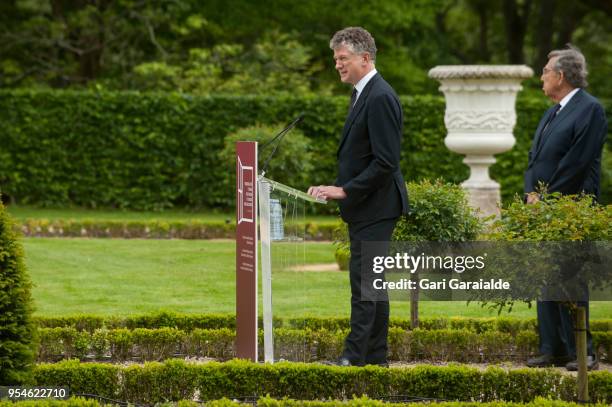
[373,278,510,291]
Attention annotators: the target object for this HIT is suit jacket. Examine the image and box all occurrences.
[524,89,608,200]
[335,73,409,223]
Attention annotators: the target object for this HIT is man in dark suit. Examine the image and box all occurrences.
[308,27,409,367]
[524,45,607,371]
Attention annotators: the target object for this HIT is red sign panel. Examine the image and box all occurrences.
[235,141,257,361]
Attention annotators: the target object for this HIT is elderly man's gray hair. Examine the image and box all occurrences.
[330,27,377,62]
[548,45,588,88]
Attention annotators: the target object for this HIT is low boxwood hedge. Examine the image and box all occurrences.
[33,312,612,334]
[15,219,335,240]
[34,312,238,332]
[1,396,609,407]
[2,397,609,407]
[32,359,611,404]
[35,326,612,364]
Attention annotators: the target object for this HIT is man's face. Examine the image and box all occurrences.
[541,57,562,100]
[333,45,367,85]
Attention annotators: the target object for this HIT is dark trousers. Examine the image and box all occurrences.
[537,300,594,357]
[342,217,398,365]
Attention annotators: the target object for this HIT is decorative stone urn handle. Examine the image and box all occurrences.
[428,65,533,218]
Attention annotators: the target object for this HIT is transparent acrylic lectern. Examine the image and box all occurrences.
[258,175,326,363]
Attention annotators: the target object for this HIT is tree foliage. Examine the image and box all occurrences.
[1,0,610,97]
[393,179,483,242]
[481,193,612,312]
[490,193,611,242]
[218,123,314,207]
[0,202,37,385]
[132,32,324,95]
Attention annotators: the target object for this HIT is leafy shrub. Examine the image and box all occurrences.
[334,247,350,271]
[333,180,483,270]
[0,202,37,384]
[600,149,612,204]
[486,194,612,311]
[218,123,314,207]
[34,359,121,400]
[187,328,235,360]
[393,179,483,242]
[490,193,611,242]
[37,328,89,362]
[332,219,350,271]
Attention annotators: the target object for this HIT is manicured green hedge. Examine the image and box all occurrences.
[33,312,612,333]
[15,218,335,240]
[33,312,240,332]
[33,313,612,363]
[258,397,611,407]
[32,359,611,404]
[2,90,609,210]
[1,397,609,407]
[0,399,101,407]
[34,326,612,363]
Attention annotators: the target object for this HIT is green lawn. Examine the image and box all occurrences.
[24,238,341,316]
[7,205,337,223]
[22,238,612,319]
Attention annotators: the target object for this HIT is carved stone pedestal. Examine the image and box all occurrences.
[428,65,533,218]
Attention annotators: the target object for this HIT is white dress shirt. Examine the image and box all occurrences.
[352,68,378,105]
[558,88,580,111]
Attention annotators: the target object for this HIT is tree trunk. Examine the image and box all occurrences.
[534,0,555,71]
[51,0,108,83]
[410,272,419,329]
[475,1,491,62]
[502,0,532,64]
[556,1,587,48]
[579,0,612,17]
[435,0,469,63]
[78,37,104,82]
[576,305,589,402]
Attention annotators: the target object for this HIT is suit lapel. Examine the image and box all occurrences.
[531,108,554,154]
[541,89,582,140]
[531,89,583,162]
[337,73,380,156]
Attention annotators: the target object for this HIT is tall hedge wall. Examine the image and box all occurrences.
[0,89,609,210]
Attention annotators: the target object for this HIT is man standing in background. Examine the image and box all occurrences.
[524,45,607,371]
[308,27,409,367]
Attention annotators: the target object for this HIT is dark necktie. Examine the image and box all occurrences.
[537,104,561,149]
[349,88,357,113]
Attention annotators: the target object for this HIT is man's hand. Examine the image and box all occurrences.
[307,185,347,201]
[526,192,540,204]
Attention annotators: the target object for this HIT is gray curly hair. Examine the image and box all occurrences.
[329,27,377,62]
[548,44,588,88]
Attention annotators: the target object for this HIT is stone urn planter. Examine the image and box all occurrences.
[428,65,533,217]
